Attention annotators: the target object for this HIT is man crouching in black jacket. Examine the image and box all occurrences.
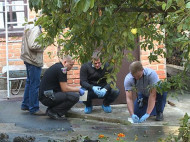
[80,51,120,114]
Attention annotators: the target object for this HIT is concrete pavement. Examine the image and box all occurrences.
[0,90,189,141]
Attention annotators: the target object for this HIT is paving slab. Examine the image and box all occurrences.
[0,90,189,142]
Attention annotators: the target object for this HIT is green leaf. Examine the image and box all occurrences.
[162,3,166,10]
[166,0,172,10]
[76,0,85,15]
[57,0,62,8]
[128,32,134,41]
[122,31,128,38]
[83,0,91,12]
[186,2,190,8]
[73,0,80,9]
[176,0,185,7]
[177,24,182,32]
[90,0,94,9]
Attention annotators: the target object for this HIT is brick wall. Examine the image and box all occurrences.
[67,61,81,87]
[140,42,166,80]
[0,39,81,87]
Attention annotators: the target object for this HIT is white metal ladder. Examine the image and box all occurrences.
[4,0,29,98]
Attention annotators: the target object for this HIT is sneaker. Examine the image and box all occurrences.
[46,109,66,120]
[102,104,112,113]
[31,110,46,116]
[84,106,93,114]
[156,112,164,121]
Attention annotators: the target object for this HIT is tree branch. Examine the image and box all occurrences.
[117,7,176,13]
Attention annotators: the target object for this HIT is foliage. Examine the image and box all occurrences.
[166,47,183,66]
[29,0,190,88]
[158,113,190,142]
[153,72,188,94]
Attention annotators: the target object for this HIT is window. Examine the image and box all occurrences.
[0,0,28,37]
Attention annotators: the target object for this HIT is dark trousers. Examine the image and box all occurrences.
[40,92,79,116]
[21,62,41,113]
[84,88,120,107]
[134,92,167,118]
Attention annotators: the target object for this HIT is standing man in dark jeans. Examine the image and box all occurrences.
[80,51,120,114]
[39,55,85,119]
[20,23,44,115]
[124,61,167,123]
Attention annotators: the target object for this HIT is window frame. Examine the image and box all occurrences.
[0,0,28,37]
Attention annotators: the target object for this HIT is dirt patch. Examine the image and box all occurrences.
[13,136,35,142]
[0,133,35,142]
[0,133,9,142]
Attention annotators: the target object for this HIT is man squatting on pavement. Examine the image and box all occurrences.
[39,55,85,119]
[80,51,120,114]
[124,61,167,123]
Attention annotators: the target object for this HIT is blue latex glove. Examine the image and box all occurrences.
[79,88,85,96]
[139,113,150,123]
[131,114,140,123]
[92,86,101,96]
[98,88,107,98]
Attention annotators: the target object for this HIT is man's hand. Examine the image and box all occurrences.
[98,88,107,98]
[79,88,85,96]
[92,86,101,96]
[131,114,140,123]
[139,113,150,123]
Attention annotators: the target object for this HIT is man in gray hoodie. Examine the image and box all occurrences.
[20,23,44,115]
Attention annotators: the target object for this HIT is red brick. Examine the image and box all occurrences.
[67,79,73,84]
[74,74,80,78]
[68,74,80,79]
[141,60,150,66]
[159,75,166,79]
[73,70,80,74]
[68,75,74,79]
[151,60,164,65]
[140,50,150,56]
[141,55,149,60]
[158,65,165,70]
[0,54,6,58]
[148,65,157,71]
[74,79,80,84]
[14,52,21,57]
[14,61,23,65]
[67,70,73,75]
[156,70,165,75]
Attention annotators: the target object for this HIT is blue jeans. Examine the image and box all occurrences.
[134,92,167,118]
[21,62,42,113]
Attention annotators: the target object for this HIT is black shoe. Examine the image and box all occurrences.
[46,109,66,120]
[21,107,29,111]
[156,112,164,121]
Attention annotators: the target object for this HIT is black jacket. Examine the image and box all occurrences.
[80,61,111,91]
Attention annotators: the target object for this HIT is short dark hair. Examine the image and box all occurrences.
[61,55,73,62]
[91,51,101,61]
[129,61,143,75]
